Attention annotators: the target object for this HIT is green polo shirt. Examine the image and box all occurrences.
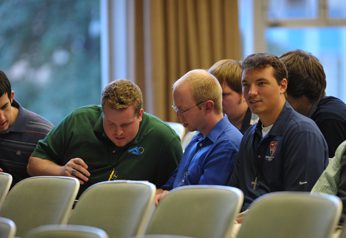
[32,105,182,194]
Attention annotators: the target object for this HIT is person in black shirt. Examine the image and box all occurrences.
[280,49,346,157]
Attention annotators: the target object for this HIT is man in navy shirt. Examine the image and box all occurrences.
[155,69,242,205]
[229,53,328,214]
[280,49,346,157]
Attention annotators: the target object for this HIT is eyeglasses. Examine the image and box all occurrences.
[172,101,205,115]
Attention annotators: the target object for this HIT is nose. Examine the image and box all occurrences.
[0,111,5,121]
[114,127,124,137]
[247,84,258,96]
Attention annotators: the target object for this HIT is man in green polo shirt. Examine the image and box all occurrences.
[27,79,182,194]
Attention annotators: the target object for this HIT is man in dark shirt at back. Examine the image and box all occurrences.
[280,49,346,157]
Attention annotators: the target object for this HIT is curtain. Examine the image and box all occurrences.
[126,0,241,121]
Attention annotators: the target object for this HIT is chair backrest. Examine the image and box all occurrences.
[145,185,244,238]
[0,172,12,207]
[68,180,156,238]
[23,224,108,238]
[340,226,346,238]
[0,176,80,237]
[236,192,342,238]
[0,217,16,238]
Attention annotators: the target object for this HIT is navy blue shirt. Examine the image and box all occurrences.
[311,96,346,157]
[163,116,242,190]
[229,102,328,211]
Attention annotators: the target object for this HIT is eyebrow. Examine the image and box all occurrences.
[0,102,9,110]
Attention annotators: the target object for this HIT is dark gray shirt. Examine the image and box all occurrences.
[0,100,53,186]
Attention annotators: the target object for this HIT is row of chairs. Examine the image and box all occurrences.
[0,172,345,238]
[0,174,241,238]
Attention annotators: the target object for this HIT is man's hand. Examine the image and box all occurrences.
[235,209,248,224]
[62,158,90,184]
[155,189,169,206]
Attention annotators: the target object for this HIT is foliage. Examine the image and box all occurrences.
[0,0,101,124]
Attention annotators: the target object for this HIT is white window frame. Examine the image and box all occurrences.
[240,0,346,54]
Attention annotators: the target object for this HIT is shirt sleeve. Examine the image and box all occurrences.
[316,119,346,157]
[161,169,178,190]
[283,128,328,191]
[312,140,346,194]
[228,152,241,187]
[197,141,239,185]
[31,114,72,165]
[155,135,182,188]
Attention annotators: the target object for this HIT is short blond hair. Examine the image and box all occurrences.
[173,69,222,113]
[102,79,143,114]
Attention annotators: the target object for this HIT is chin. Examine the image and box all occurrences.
[113,140,128,147]
[186,126,197,132]
[0,125,9,132]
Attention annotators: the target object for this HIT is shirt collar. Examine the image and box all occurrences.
[6,100,25,132]
[256,101,293,137]
[195,115,230,144]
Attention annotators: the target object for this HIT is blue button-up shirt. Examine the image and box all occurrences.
[162,116,242,190]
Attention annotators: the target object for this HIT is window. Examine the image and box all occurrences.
[0,0,101,124]
[240,0,346,102]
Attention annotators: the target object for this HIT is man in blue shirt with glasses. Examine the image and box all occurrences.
[155,69,242,205]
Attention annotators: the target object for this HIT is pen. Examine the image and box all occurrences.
[108,168,115,180]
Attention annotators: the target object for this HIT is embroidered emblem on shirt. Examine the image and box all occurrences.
[128,146,144,155]
[265,140,278,161]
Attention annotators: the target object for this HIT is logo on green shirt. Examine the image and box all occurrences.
[128,146,144,155]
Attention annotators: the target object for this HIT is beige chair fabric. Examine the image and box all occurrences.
[0,217,16,238]
[236,192,342,238]
[0,176,80,237]
[68,180,156,238]
[23,224,108,238]
[0,172,12,207]
[145,185,243,238]
[339,225,346,238]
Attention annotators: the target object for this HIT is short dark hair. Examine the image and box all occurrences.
[242,53,288,85]
[0,70,11,98]
[279,49,326,103]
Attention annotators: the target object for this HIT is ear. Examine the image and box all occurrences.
[203,100,214,112]
[279,78,288,94]
[10,91,15,103]
[137,108,144,121]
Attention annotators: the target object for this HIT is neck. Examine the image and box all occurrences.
[229,109,247,130]
[9,105,19,127]
[260,99,285,127]
[199,113,223,136]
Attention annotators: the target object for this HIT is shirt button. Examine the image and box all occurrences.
[112,150,116,154]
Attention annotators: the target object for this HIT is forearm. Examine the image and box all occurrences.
[27,156,64,176]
